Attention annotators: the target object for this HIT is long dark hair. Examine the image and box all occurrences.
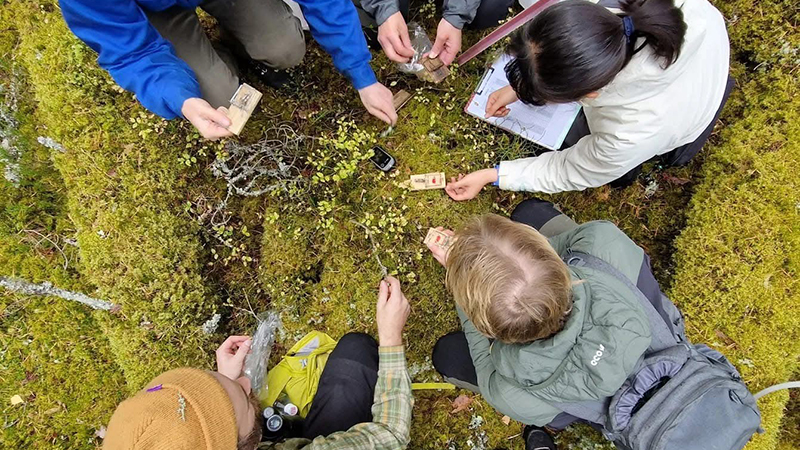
[505,0,687,105]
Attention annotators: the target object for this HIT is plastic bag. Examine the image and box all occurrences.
[397,22,433,74]
[243,311,281,403]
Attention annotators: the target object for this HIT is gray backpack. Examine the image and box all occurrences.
[555,251,764,450]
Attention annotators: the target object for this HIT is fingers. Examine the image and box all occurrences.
[486,95,501,118]
[200,108,234,140]
[207,106,232,129]
[371,107,393,125]
[232,338,252,362]
[380,37,405,63]
[397,27,415,58]
[376,95,398,125]
[439,48,456,66]
[384,276,401,298]
[388,33,414,60]
[370,104,396,125]
[203,124,234,140]
[219,335,250,352]
[385,102,398,125]
[378,279,389,303]
[428,36,445,60]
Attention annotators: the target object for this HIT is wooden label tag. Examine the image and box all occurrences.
[392,90,413,111]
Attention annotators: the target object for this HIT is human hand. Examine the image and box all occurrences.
[378,12,415,63]
[359,83,398,125]
[428,19,462,66]
[376,276,411,347]
[485,85,518,118]
[426,227,455,267]
[181,97,234,140]
[445,168,498,201]
[215,335,252,380]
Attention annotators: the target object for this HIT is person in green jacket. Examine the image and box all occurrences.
[426,198,657,450]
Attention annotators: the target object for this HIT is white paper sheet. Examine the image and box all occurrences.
[465,54,581,150]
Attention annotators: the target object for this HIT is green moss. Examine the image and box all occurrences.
[2,0,798,448]
[0,11,126,446]
[668,64,800,450]
[8,1,220,390]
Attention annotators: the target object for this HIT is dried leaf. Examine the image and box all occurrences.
[714,329,738,348]
[450,394,473,414]
[10,394,24,406]
[502,415,512,426]
[661,173,691,185]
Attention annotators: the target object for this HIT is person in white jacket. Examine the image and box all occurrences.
[446,0,732,198]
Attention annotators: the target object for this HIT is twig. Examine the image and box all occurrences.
[0,276,118,311]
[350,220,389,278]
[21,229,69,270]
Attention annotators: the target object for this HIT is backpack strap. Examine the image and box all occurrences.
[753,381,800,400]
[563,251,679,352]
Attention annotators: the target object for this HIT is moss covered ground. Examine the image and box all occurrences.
[0,0,797,449]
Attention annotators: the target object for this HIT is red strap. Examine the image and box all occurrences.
[456,0,561,66]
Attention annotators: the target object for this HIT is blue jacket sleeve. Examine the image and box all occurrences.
[58,0,201,119]
[294,0,378,90]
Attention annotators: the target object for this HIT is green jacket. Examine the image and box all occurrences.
[459,221,653,426]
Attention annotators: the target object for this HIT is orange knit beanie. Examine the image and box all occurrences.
[103,368,238,450]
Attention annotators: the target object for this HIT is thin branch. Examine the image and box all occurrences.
[0,276,118,311]
[350,220,389,278]
[21,229,70,270]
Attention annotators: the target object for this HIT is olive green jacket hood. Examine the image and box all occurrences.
[457,221,652,426]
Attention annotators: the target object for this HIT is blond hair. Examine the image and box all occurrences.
[446,214,572,343]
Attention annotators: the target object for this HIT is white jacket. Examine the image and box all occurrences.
[497,0,730,193]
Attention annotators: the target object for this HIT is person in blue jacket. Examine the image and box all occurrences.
[59,0,398,140]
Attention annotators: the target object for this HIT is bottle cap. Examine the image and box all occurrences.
[266,414,283,432]
[283,403,299,416]
[262,407,275,419]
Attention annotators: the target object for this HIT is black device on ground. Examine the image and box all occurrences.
[369,146,395,172]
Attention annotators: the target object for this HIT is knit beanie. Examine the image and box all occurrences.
[103,368,239,450]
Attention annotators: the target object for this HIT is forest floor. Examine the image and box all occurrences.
[0,0,797,449]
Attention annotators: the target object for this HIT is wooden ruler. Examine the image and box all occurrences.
[456,0,561,66]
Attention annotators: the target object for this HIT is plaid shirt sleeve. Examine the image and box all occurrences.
[302,346,413,450]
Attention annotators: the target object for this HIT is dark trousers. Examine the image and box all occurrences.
[145,0,306,108]
[560,75,736,188]
[432,198,667,429]
[303,333,379,439]
[353,0,513,30]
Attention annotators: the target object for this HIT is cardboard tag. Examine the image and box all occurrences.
[408,172,446,191]
[424,228,454,251]
[392,90,413,111]
[226,84,262,135]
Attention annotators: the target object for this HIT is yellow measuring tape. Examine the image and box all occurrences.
[411,382,457,391]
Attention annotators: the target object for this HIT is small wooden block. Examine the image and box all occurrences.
[226,83,262,135]
[409,172,446,191]
[392,90,413,111]
[424,228,454,251]
[419,57,450,84]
